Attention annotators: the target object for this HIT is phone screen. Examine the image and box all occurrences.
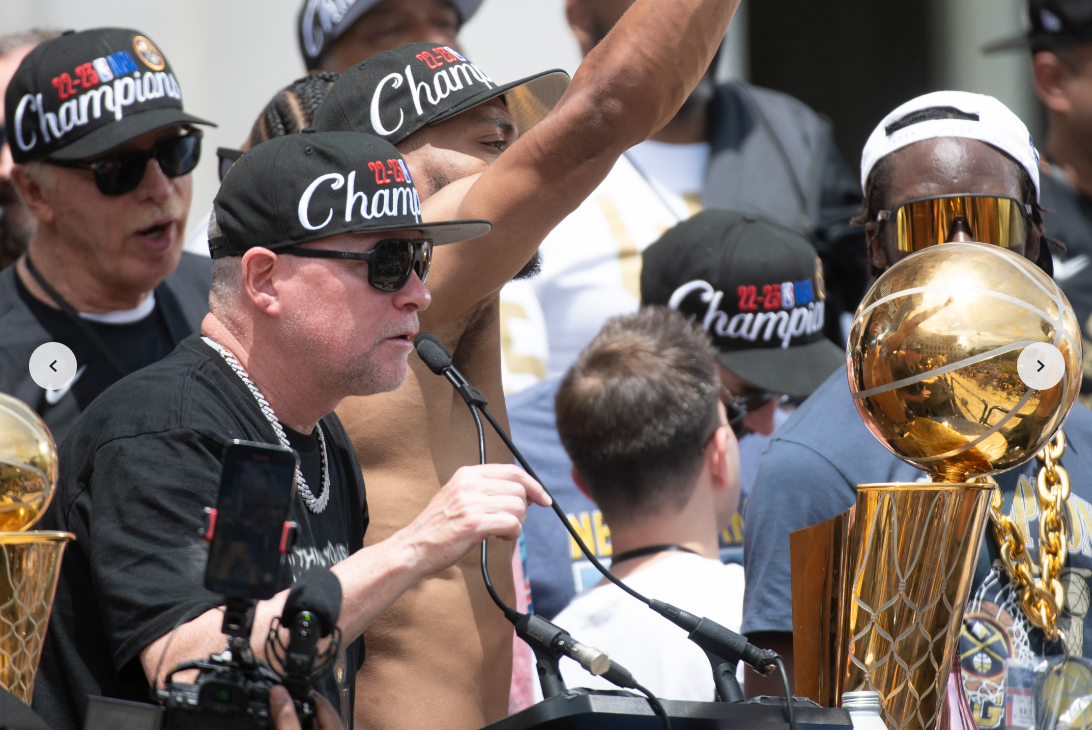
[204,440,298,600]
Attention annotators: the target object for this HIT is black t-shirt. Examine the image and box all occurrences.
[0,254,210,445]
[31,335,367,730]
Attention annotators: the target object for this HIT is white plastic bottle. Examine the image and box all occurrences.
[842,690,889,730]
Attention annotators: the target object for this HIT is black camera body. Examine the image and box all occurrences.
[158,599,320,730]
[155,443,337,730]
[160,655,285,730]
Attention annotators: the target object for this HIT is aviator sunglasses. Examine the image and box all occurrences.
[281,239,432,292]
[877,193,1032,253]
[47,129,203,196]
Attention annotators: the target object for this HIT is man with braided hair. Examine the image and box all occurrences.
[184,73,340,256]
[306,0,741,725]
[244,72,340,147]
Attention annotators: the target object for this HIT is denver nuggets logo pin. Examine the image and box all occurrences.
[132,36,165,71]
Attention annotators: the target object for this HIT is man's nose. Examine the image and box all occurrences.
[744,398,780,437]
[132,158,175,204]
[395,270,431,312]
[945,216,975,242]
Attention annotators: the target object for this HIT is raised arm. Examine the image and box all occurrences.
[421,0,741,326]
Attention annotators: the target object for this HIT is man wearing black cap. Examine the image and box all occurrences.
[299,0,481,74]
[987,0,1092,409]
[309,1,740,723]
[0,28,215,444]
[33,130,549,730]
[512,210,843,626]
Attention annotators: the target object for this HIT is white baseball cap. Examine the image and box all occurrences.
[860,91,1041,201]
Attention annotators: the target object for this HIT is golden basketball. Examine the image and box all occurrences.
[0,393,57,531]
[847,242,1082,481]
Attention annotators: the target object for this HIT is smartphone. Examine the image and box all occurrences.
[204,440,298,600]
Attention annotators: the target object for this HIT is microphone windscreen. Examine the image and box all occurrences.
[414,332,452,374]
[282,567,342,637]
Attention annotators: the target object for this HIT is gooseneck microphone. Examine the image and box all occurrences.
[415,334,672,730]
[413,332,783,705]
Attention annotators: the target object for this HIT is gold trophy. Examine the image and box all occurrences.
[791,242,1082,730]
[0,393,73,704]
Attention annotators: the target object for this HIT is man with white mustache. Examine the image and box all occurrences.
[0,27,214,443]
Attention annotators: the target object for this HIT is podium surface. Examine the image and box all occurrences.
[485,690,853,730]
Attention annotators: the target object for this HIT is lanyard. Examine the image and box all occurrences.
[609,543,701,565]
[24,253,132,377]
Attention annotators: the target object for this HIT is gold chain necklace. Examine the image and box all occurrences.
[986,430,1070,641]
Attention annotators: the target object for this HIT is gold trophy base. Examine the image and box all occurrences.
[0,531,73,704]
[791,482,992,730]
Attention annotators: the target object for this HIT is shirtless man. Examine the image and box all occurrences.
[310,0,741,726]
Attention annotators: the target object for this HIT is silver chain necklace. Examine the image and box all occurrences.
[203,336,330,513]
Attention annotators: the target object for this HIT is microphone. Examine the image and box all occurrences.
[413,333,653,703]
[413,332,779,697]
[267,568,343,683]
[415,333,487,407]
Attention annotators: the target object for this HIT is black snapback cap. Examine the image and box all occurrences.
[209,130,490,259]
[311,42,568,145]
[4,28,215,164]
[984,0,1092,52]
[641,210,845,398]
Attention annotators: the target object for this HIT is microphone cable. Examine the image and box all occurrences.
[414,333,796,730]
[419,335,670,728]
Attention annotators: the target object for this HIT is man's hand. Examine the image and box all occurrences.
[397,464,551,577]
[270,686,344,730]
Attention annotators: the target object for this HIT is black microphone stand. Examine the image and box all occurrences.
[416,335,672,730]
[412,334,796,730]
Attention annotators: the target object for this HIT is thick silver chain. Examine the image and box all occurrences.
[203,336,330,513]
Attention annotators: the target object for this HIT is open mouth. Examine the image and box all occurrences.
[138,222,171,240]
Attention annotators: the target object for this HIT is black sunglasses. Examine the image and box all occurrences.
[217,147,244,182]
[721,389,786,434]
[0,124,5,152]
[281,239,432,292]
[47,129,202,196]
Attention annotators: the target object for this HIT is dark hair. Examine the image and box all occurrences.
[555,306,721,525]
[0,29,61,57]
[245,72,339,148]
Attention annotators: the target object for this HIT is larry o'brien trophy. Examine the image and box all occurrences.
[790,242,1082,730]
[0,393,73,704]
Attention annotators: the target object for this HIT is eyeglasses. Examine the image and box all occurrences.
[217,147,244,182]
[47,129,202,196]
[0,124,6,152]
[281,239,432,292]
[720,388,787,434]
[877,194,1032,254]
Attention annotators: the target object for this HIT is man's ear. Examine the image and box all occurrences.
[865,220,888,278]
[240,247,281,316]
[11,165,56,226]
[1033,52,1072,115]
[570,465,594,501]
[707,425,730,489]
[565,0,597,58]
